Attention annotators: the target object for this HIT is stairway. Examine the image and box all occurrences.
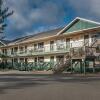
[52,37,99,74]
[52,58,71,74]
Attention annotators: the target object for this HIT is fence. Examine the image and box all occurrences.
[0,62,56,71]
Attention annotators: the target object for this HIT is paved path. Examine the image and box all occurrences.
[0,71,100,100]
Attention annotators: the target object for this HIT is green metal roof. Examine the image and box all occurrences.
[61,17,100,35]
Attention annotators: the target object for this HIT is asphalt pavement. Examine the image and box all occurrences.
[0,71,100,100]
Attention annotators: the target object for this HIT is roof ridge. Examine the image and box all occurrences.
[76,17,100,25]
[57,17,100,35]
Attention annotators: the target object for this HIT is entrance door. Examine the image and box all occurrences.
[50,41,54,51]
[56,55,64,64]
[25,58,28,64]
[84,35,89,46]
[66,38,70,50]
[38,57,44,63]
[50,56,54,62]
[34,57,37,63]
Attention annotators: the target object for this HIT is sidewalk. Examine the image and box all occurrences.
[0,70,100,78]
[0,70,53,74]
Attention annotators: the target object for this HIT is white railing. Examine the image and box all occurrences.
[5,44,70,57]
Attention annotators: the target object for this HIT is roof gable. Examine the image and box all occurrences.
[0,41,6,47]
[58,17,100,35]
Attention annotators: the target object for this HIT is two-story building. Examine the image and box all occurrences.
[0,17,100,73]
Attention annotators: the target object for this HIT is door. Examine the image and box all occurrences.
[56,55,64,64]
[50,56,54,62]
[34,44,37,52]
[50,41,54,51]
[25,58,28,64]
[34,57,37,63]
[38,42,44,52]
[38,57,44,63]
[66,38,70,50]
[84,35,89,46]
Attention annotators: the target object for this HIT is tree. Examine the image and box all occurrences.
[0,0,13,37]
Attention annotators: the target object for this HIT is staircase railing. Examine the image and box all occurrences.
[52,41,90,74]
[52,37,99,74]
[90,39,97,47]
[52,56,71,74]
[70,40,90,58]
[85,37,99,57]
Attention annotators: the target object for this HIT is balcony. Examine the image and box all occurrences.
[32,44,70,56]
[70,46,97,59]
[6,44,70,57]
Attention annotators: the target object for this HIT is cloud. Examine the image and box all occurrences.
[4,0,68,39]
[4,0,100,39]
[67,0,100,20]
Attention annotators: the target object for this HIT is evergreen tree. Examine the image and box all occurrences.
[0,0,13,37]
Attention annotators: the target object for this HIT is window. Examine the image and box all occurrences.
[56,39,65,50]
[38,42,44,48]
[38,42,44,52]
[96,45,100,53]
[14,47,18,52]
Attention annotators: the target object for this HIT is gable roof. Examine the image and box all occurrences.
[8,27,63,44]
[57,17,100,35]
[0,40,11,46]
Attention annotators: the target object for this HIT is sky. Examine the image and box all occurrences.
[3,0,100,40]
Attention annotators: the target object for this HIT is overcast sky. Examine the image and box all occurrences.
[4,0,100,39]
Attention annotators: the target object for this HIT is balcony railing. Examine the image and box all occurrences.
[3,39,99,57]
[70,46,97,59]
[4,44,70,57]
[32,44,70,53]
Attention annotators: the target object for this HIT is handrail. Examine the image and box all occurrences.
[52,38,99,73]
[90,39,97,47]
[70,40,89,58]
[52,41,90,73]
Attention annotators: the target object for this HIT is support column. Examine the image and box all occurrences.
[12,58,14,68]
[83,60,86,74]
[18,58,20,63]
[93,60,95,73]
[18,45,20,54]
[80,60,82,73]
[71,59,73,74]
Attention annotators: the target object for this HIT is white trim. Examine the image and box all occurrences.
[57,18,78,35]
[61,26,100,37]
[57,17,100,35]
[76,17,100,25]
